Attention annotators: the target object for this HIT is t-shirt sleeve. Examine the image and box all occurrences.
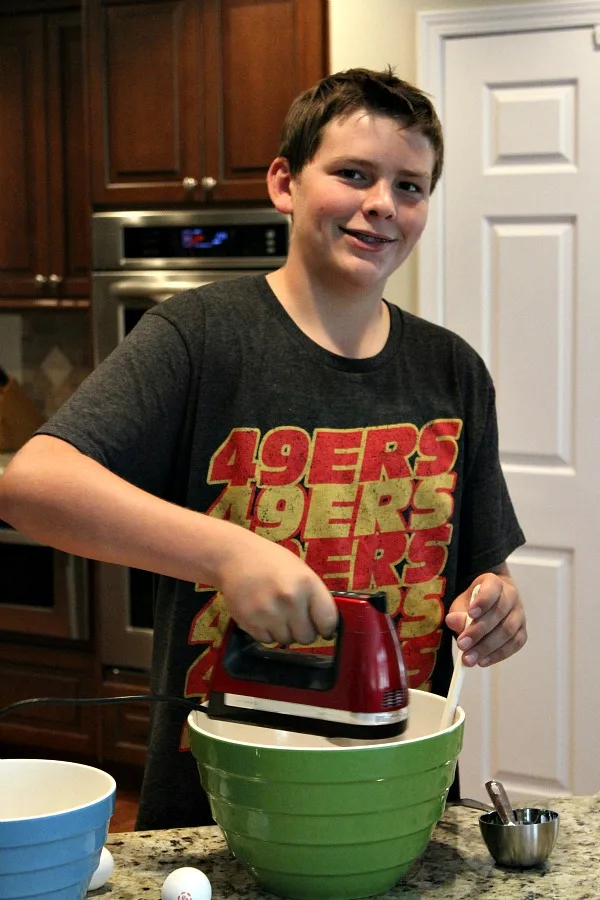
[455,372,525,594]
[36,310,196,498]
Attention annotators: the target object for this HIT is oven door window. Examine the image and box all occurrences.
[0,541,54,608]
[0,527,89,639]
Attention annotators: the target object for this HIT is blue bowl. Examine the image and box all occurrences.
[0,759,116,899]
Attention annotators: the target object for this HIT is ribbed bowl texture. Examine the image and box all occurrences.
[0,758,116,900]
[188,688,464,900]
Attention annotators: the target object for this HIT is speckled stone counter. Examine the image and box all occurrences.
[95,793,600,899]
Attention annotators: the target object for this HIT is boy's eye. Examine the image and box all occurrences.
[397,181,421,194]
[338,168,365,182]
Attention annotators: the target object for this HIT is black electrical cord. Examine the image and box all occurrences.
[0,694,209,720]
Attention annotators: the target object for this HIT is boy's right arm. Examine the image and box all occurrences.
[0,435,337,645]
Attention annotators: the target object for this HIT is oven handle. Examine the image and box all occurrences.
[65,554,90,641]
[108,278,208,304]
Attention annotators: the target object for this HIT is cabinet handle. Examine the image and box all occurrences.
[49,274,63,284]
[35,274,48,285]
[201,176,218,191]
[182,176,198,191]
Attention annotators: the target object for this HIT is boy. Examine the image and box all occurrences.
[0,68,526,829]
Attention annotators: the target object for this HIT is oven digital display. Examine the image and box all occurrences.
[123,223,287,259]
[181,228,229,250]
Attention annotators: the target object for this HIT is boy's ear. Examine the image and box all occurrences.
[267,157,294,215]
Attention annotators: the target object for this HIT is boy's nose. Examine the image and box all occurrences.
[363,181,396,218]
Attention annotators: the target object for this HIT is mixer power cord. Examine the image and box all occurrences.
[0,694,209,720]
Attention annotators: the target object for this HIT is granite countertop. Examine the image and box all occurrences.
[96,793,600,899]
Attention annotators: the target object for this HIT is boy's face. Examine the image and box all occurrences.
[272,110,434,296]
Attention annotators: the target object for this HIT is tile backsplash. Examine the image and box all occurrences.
[0,309,92,421]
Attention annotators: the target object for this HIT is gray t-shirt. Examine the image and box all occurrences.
[40,274,525,829]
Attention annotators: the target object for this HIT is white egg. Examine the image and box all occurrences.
[161,866,212,900]
[87,846,115,891]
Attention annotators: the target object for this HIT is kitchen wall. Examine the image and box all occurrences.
[328,0,552,314]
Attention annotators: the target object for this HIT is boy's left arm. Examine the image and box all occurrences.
[445,563,527,667]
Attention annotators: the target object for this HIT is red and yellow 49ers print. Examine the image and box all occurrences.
[185,419,462,706]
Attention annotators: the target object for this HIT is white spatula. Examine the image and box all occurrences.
[439,584,480,730]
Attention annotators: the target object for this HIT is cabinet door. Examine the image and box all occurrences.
[87,0,204,206]
[100,671,150,766]
[201,0,327,202]
[0,642,99,756]
[46,12,91,299]
[0,17,49,299]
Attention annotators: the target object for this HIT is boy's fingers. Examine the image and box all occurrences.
[286,609,317,646]
[309,590,339,640]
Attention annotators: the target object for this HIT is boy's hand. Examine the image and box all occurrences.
[445,565,527,667]
[216,530,338,645]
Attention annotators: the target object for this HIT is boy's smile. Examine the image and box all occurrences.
[271,110,434,300]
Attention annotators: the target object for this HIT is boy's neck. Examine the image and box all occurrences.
[266,267,391,360]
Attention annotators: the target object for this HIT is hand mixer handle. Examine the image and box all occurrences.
[221,621,338,691]
[218,591,387,689]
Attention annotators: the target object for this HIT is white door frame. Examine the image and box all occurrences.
[417,0,600,327]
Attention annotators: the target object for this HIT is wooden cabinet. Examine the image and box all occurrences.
[0,6,90,302]
[99,670,151,767]
[0,639,152,766]
[86,0,328,205]
[0,640,99,756]
[201,0,327,202]
[0,0,328,769]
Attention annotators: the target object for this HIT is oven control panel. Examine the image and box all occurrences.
[93,209,289,270]
[123,222,287,261]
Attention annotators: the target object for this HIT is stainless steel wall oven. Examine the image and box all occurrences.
[91,208,289,672]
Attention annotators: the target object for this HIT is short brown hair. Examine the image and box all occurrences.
[278,67,444,191]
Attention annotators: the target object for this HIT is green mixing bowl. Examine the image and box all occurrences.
[188,689,464,900]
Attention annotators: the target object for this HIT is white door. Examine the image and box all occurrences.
[419,7,600,803]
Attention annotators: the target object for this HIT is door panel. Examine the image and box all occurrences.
[47,11,90,298]
[494,548,571,796]
[202,0,327,201]
[87,0,203,205]
[490,221,573,463]
[0,16,48,298]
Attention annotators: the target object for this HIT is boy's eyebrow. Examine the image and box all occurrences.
[400,169,431,178]
[397,167,432,182]
[332,157,432,181]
